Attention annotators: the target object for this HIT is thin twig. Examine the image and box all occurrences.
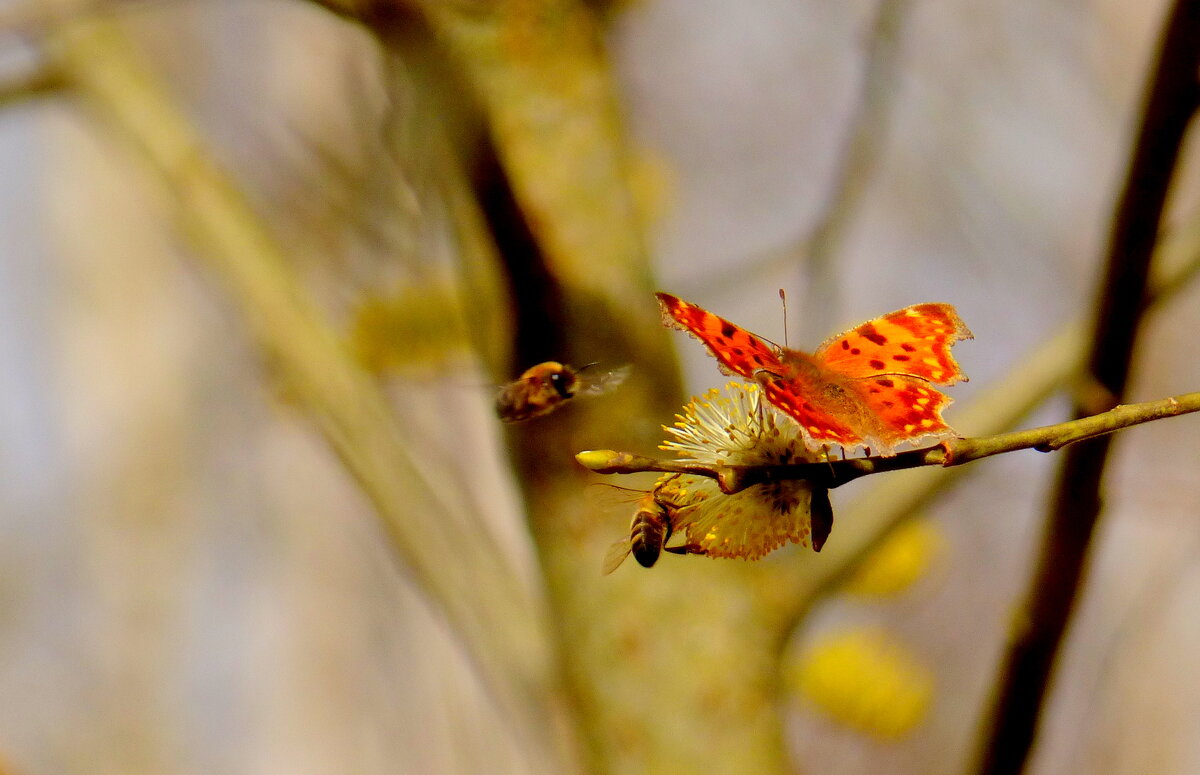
[974,2,1200,773]
[0,64,63,107]
[800,0,912,332]
[676,0,914,308]
[578,391,1200,490]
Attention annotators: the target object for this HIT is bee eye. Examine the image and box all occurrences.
[548,369,575,399]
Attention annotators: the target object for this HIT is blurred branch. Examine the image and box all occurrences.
[975,1,1200,772]
[370,5,784,774]
[578,391,1200,488]
[0,63,63,107]
[411,1,661,322]
[682,0,913,310]
[46,11,574,768]
[0,0,69,107]
[801,0,912,329]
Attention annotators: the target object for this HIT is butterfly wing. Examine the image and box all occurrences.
[658,294,972,456]
[658,292,876,451]
[847,373,958,451]
[814,303,972,384]
[812,303,972,453]
[656,293,785,379]
[758,374,861,449]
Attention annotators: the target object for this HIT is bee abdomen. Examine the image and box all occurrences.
[630,511,670,568]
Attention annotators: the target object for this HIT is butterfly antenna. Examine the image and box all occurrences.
[779,288,789,347]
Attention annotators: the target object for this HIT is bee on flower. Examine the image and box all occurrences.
[600,474,707,574]
[600,382,834,572]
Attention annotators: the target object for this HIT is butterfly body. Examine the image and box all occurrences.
[761,356,876,442]
[657,293,972,456]
[496,361,628,422]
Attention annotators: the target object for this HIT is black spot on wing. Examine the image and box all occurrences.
[858,323,888,346]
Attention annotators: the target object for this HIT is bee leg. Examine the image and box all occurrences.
[664,543,707,557]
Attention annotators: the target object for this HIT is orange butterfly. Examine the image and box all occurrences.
[657,293,972,456]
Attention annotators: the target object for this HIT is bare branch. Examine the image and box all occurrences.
[578,391,1200,489]
[0,63,63,107]
[799,0,913,328]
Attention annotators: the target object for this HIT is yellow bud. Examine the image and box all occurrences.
[787,627,933,739]
[574,450,623,471]
[843,518,944,598]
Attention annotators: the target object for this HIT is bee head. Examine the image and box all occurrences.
[548,366,578,399]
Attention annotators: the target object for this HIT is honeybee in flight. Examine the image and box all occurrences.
[495,361,629,423]
[601,475,705,574]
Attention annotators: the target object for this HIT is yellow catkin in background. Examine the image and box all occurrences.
[788,627,934,739]
[842,517,945,598]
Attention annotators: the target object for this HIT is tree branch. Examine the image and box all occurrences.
[0,63,63,107]
[578,391,1200,491]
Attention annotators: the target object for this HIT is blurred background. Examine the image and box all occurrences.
[2,0,1199,773]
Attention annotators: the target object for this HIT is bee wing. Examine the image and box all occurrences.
[579,365,631,397]
[600,538,632,575]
